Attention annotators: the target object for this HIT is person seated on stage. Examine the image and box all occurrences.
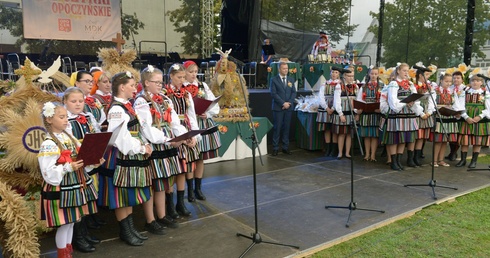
[261,38,274,66]
[311,32,332,59]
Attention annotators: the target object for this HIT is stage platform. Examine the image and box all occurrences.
[38,143,490,257]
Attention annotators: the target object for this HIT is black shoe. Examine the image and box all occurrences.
[157,216,179,229]
[406,150,417,167]
[194,178,206,201]
[166,192,180,220]
[119,217,144,246]
[127,214,148,240]
[455,152,467,167]
[86,215,101,229]
[272,150,278,156]
[176,190,191,217]
[390,155,401,171]
[144,220,167,235]
[73,221,96,252]
[84,235,101,245]
[468,152,479,169]
[186,179,196,202]
[282,149,292,155]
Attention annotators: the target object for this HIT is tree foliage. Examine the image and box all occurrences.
[0,6,145,56]
[166,0,222,58]
[369,0,490,67]
[261,0,358,47]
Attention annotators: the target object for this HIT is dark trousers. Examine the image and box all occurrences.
[272,110,293,151]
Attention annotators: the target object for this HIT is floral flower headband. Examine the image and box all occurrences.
[125,71,133,78]
[43,102,56,117]
[146,65,155,73]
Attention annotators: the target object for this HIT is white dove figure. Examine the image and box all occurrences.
[37,56,62,84]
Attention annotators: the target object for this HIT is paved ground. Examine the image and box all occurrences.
[38,144,490,258]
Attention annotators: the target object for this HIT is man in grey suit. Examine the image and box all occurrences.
[270,62,297,156]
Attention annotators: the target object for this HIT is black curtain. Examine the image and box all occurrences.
[221,0,259,62]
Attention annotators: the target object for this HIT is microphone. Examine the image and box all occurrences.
[412,65,431,72]
[477,74,490,81]
[227,55,245,67]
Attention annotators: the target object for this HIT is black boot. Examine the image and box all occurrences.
[127,214,148,240]
[119,216,144,246]
[73,221,95,253]
[85,214,100,229]
[157,216,179,229]
[468,152,479,168]
[194,178,206,200]
[455,152,467,167]
[396,154,404,170]
[80,217,100,245]
[166,192,180,219]
[380,146,387,157]
[406,150,417,167]
[390,154,401,171]
[176,190,191,217]
[330,143,339,157]
[413,150,423,166]
[324,142,331,156]
[186,178,196,202]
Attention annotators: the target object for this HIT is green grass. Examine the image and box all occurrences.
[312,186,490,257]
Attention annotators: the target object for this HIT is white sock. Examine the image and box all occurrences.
[55,224,72,249]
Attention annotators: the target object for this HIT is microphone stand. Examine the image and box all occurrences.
[232,58,299,257]
[468,77,490,172]
[404,72,457,199]
[325,70,385,228]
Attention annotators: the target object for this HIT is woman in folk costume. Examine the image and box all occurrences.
[38,102,103,257]
[63,87,102,253]
[317,67,341,157]
[71,71,106,130]
[429,73,459,167]
[183,60,221,202]
[311,33,332,59]
[134,65,183,232]
[455,75,490,168]
[90,70,112,130]
[412,66,436,166]
[357,67,384,162]
[380,63,423,171]
[331,70,358,159]
[164,63,201,217]
[105,71,153,246]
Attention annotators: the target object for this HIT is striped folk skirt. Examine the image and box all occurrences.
[416,115,435,140]
[429,115,459,142]
[316,109,332,131]
[197,117,221,160]
[381,106,418,144]
[459,104,490,146]
[359,112,380,137]
[98,175,152,209]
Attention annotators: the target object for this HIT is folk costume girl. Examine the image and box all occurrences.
[134,65,183,232]
[317,67,341,157]
[38,102,102,257]
[445,71,466,161]
[429,73,459,167]
[63,87,102,253]
[311,34,332,58]
[164,63,201,217]
[332,70,358,159]
[90,71,112,125]
[357,67,384,162]
[412,67,436,166]
[106,72,153,246]
[71,71,107,131]
[455,75,490,168]
[183,60,221,202]
[380,63,423,171]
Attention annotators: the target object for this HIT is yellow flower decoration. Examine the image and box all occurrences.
[457,63,469,73]
[428,64,438,73]
[445,67,455,75]
[471,67,481,75]
[408,69,417,79]
[378,67,385,75]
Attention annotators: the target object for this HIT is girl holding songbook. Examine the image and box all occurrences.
[317,67,341,157]
[164,63,201,217]
[412,68,436,166]
[380,63,423,171]
[429,73,459,167]
[105,71,153,246]
[357,67,384,162]
[62,87,103,253]
[38,102,103,257]
[455,75,490,168]
[72,71,107,130]
[332,70,358,159]
[134,65,183,232]
[183,60,221,202]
